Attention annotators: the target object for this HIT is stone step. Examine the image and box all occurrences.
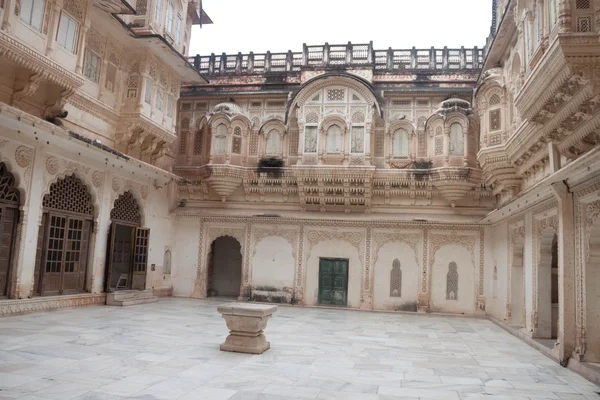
[106,296,159,307]
[106,289,157,306]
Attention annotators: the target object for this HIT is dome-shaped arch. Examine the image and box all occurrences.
[0,162,21,205]
[285,73,384,123]
[388,119,415,135]
[259,118,287,136]
[42,173,95,217]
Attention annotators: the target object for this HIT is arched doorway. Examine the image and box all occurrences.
[207,236,242,297]
[535,231,559,341]
[106,191,149,292]
[510,236,525,327]
[0,163,20,297]
[35,175,93,296]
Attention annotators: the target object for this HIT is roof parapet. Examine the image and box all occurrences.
[188,42,484,76]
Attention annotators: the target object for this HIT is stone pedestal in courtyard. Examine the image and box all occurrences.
[217,303,277,354]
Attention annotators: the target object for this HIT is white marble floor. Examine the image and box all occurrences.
[0,298,598,400]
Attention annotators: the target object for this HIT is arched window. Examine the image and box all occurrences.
[449,123,465,156]
[105,53,118,92]
[446,262,459,300]
[265,129,281,155]
[390,259,402,297]
[392,128,409,157]
[213,124,228,155]
[326,124,342,154]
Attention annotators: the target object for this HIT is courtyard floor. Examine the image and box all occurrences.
[0,298,599,400]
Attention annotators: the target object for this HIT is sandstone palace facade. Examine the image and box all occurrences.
[0,0,599,374]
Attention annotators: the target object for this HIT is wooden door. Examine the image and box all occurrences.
[318,258,348,306]
[105,223,135,292]
[0,206,18,296]
[40,213,91,295]
[131,228,150,290]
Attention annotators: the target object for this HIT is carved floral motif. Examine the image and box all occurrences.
[15,146,32,168]
[45,156,59,175]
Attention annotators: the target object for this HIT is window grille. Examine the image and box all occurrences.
[304,126,318,153]
[179,131,187,154]
[489,94,501,106]
[576,0,590,9]
[490,109,501,131]
[305,113,319,124]
[576,16,592,32]
[449,123,465,156]
[265,129,281,155]
[351,112,365,123]
[43,175,93,216]
[213,124,228,155]
[0,163,20,204]
[351,126,364,154]
[193,132,202,154]
[327,89,345,102]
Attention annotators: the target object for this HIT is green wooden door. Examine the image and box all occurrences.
[318,258,348,306]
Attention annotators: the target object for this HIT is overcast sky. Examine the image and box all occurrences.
[189,0,494,56]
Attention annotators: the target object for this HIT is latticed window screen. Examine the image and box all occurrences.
[43,175,94,216]
[489,94,501,106]
[449,123,465,156]
[576,0,590,9]
[390,259,402,297]
[490,109,501,131]
[435,137,443,155]
[351,112,365,123]
[327,89,345,101]
[577,16,592,32]
[305,113,319,124]
[418,131,427,157]
[446,262,459,300]
[0,163,19,204]
[193,132,202,154]
[179,131,187,155]
[110,191,141,225]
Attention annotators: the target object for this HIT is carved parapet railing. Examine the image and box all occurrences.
[188,42,484,76]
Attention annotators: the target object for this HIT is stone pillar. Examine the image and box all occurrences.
[557,0,572,33]
[1,0,16,31]
[524,212,534,333]
[360,226,373,311]
[75,24,89,74]
[16,150,45,298]
[548,142,561,173]
[90,173,114,293]
[443,126,450,166]
[551,181,576,365]
[45,1,61,56]
[418,228,430,313]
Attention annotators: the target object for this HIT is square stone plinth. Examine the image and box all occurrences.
[217,303,277,354]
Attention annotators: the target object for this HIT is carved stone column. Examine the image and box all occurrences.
[1,0,15,31]
[45,1,60,56]
[558,0,572,33]
[551,181,576,365]
[443,126,450,166]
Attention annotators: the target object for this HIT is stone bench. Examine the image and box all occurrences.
[217,303,277,354]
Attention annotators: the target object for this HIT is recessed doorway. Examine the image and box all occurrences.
[318,258,348,306]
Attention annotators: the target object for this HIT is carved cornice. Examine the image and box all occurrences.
[0,31,84,90]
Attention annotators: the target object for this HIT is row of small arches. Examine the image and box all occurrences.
[390,259,459,300]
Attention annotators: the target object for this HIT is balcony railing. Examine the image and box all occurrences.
[189,42,484,76]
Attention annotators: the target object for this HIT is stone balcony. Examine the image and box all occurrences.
[174,164,491,213]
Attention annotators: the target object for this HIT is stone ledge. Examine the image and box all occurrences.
[0,294,106,317]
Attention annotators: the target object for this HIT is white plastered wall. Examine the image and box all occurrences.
[373,242,420,311]
[430,243,476,314]
[172,217,201,297]
[252,236,295,290]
